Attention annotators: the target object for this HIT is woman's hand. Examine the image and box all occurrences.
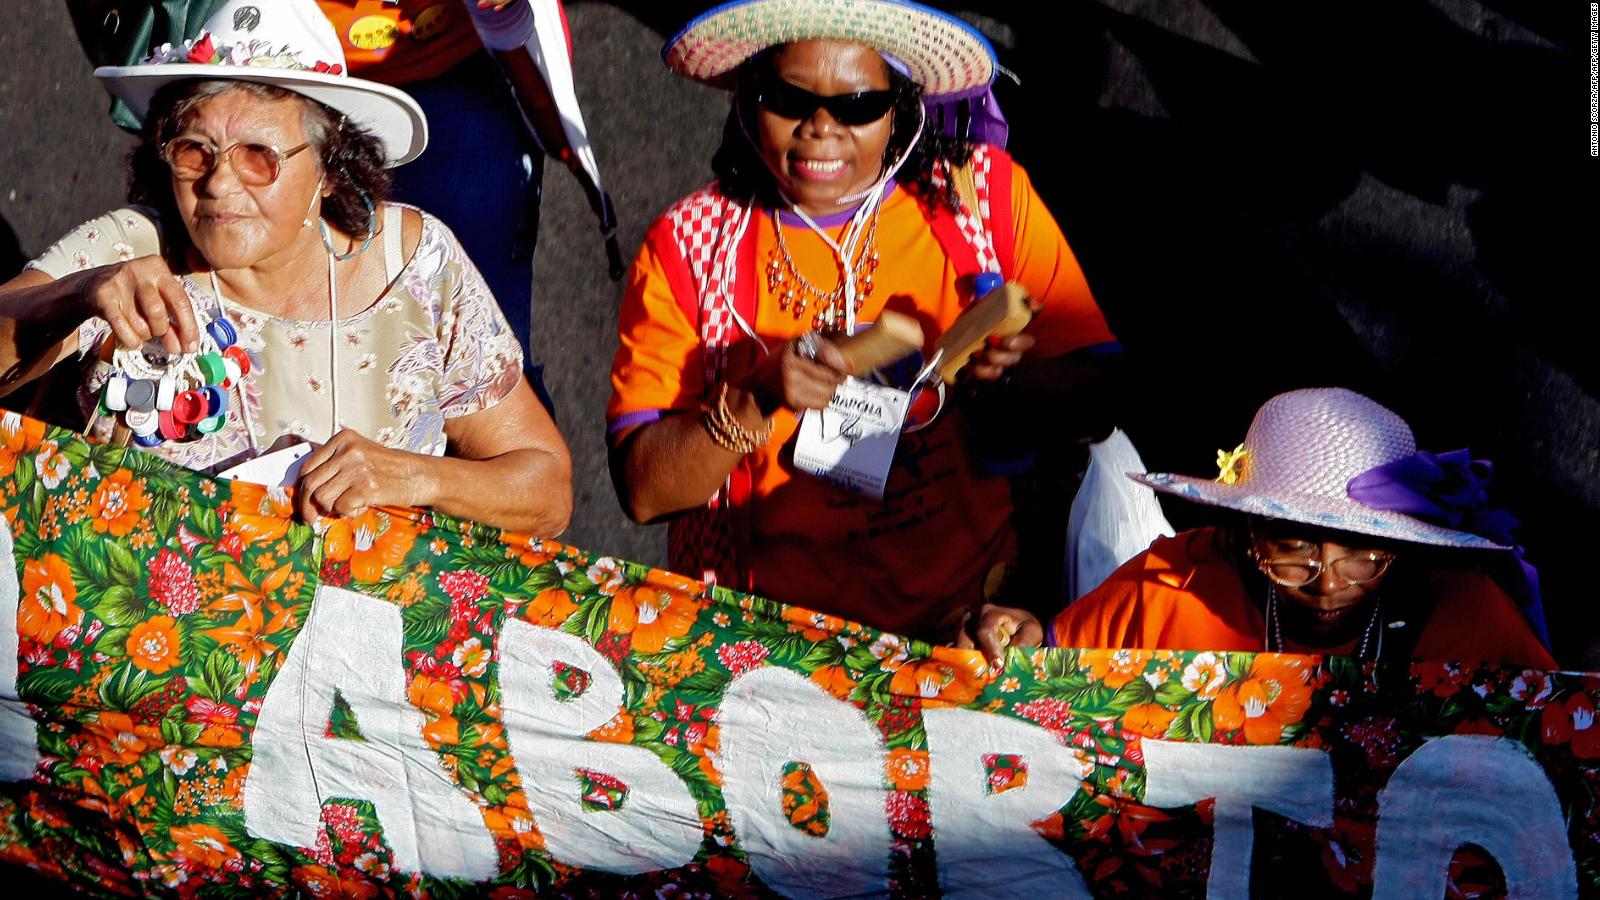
[294,429,429,523]
[956,602,1045,668]
[71,256,200,354]
[740,334,850,414]
[476,0,518,9]
[964,332,1036,383]
[296,381,572,536]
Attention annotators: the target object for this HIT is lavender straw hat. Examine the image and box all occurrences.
[663,0,997,99]
[1132,388,1511,550]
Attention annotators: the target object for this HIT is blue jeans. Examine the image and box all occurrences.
[388,52,554,414]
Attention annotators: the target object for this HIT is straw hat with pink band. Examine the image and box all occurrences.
[1133,387,1547,643]
[94,0,427,166]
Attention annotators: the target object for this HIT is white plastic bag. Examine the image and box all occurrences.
[1064,429,1175,600]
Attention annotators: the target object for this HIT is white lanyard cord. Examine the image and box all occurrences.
[759,104,926,337]
[326,250,340,436]
[208,271,258,450]
[208,252,341,450]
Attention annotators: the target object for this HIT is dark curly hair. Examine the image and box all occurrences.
[710,48,976,212]
[127,79,391,252]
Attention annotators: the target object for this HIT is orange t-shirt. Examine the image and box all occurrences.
[317,0,482,85]
[609,159,1117,636]
[1051,528,1556,668]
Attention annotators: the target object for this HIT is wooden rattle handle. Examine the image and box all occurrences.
[833,310,924,375]
[933,282,1035,384]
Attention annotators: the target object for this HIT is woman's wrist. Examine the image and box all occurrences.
[701,383,773,454]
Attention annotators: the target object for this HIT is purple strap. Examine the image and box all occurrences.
[1348,449,1549,648]
[925,90,1010,148]
[882,51,1010,147]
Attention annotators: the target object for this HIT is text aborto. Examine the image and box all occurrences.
[0,412,1592,896]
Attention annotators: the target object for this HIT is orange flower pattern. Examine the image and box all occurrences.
[18,553,80,646]
[127,615,182,674]
[87,466,150,537]
[1213,655,1317,744]
[0,417,1594,898]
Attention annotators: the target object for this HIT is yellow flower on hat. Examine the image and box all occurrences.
[1215,444,1249,485]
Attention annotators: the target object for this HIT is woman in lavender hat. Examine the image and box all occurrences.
[969,387,1553,669]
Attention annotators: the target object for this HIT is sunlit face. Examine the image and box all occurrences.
[753,41,896,217]
[1250,520,1398,645]
[169,89,327,272]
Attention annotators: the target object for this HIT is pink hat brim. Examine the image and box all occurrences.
[1130,471,1511,550]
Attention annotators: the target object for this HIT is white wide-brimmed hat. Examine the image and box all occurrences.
[663,0,997,99]
[1132,388,1510,549]
[94,0,427,166]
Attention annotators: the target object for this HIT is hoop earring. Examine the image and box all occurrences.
[320,187,376,261]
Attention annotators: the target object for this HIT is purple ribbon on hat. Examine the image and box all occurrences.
[1347,449,1549,648]
[882,52,1010,147]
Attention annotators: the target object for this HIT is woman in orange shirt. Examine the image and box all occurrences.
[608,0,1119,638]
[968,388,1554,668]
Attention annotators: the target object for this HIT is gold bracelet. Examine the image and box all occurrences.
[701,383,773,455]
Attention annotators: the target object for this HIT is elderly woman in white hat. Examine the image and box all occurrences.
[968,388,1554,668]
[0,0,571,534]
[606,0,1120,638]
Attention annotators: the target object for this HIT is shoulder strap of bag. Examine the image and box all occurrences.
[661,184,759,590]
[925,144,1017,287]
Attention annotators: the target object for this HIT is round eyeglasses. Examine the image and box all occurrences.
[1255,552,1395,588]
[160,137,313,186]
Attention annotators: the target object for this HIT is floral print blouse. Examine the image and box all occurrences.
[28,205,524,472]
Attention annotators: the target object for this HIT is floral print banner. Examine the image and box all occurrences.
[0,413,1595,898]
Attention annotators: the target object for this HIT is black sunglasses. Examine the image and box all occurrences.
[753,78,899,127]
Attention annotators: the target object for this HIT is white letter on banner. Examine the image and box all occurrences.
[922,707,1095,898]
[0,520,41,781]
[498,620,701,873]
[243,585,496,880]
[1372,735,1576,900]
[719,666,891,899]
[1142,739,1333,900]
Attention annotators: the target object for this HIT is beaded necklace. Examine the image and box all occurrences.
[1264,587,1385,661]
[766,206,881,331]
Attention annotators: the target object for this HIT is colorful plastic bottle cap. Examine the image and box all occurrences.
[196,353,228,385]
[202,385,229,417]
[102,375,129,412]
[223,344,252,376]
[195,414,226,435]
[132,432,164,448]
[123,408,159,436]
[206,317,238,348]
[172,389,206,425]
[974,272,1004,296]
[125,379,158,412]
[222,355,243,387]
[158,409,186,441]
[156,375,177,411]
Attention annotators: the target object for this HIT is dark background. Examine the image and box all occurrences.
[1,1,1594,664]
